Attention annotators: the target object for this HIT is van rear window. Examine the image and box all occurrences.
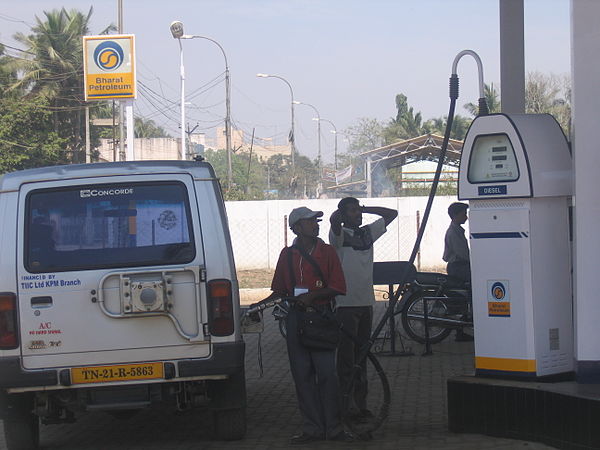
[25,182,196,273]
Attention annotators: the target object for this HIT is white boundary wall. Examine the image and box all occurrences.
[225,196,463,271]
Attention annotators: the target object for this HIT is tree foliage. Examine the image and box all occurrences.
[341,73,572,197]
[0,7,115,171]
[423,114,472,140]
[525,72,571,136]
[134,117,171,138]
[464,83,501,116]
[344,118,385,154]
[384,93,424,143]
[0,96,68,173]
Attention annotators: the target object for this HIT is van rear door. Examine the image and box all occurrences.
[16,174,210,371]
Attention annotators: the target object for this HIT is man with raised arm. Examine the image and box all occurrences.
[329,197,397,423]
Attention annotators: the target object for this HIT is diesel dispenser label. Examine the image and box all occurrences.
[487,280,511,317]
[478,185,507,196]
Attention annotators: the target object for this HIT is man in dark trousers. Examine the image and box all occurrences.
[329,197,397,422]
[443,201,473,341]
[259,206,354,444]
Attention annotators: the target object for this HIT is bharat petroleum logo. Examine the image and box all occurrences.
[93,41,124,71]
[491,282,506,300]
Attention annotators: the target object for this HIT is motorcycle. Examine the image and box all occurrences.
[397,271,472,344]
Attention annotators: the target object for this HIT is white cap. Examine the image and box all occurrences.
[288,207,323,227]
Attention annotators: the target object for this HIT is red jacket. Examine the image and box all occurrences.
[271,239,346,305]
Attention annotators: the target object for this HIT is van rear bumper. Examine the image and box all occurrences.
[0,357,57,388]
[0,341,245,390]
[178,341,245,377]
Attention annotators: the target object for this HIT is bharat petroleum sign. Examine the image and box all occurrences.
[83,35,136,100]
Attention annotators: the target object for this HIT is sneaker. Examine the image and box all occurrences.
[289,433,323,445]
[328,431,357,442]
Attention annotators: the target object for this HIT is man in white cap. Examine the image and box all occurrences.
[259,206,353,443]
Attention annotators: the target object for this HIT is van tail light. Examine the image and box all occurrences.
[207,280,234,336]
[0,293,19,349]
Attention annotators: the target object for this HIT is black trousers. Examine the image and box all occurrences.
[447,260,471,282]
[286,307,342,438]
[335,305,373,415]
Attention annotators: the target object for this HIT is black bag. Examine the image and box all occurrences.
[286,244,339,350]
[297,309,340,351]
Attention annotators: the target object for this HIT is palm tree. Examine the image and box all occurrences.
[423,114,472,141]
[463,83,501,116]
[0,44,18,98]
[382,93,424,144]
[9,7,114,161]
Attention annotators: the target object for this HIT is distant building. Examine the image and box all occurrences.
[97,137,181,161]
[96,127,290,162]
[207,127,291,161]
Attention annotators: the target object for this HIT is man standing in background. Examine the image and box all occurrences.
[329,197,397,423]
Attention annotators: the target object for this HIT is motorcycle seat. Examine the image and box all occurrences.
[414,272,469,289]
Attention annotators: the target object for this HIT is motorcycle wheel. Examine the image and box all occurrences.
[400,290,453,344]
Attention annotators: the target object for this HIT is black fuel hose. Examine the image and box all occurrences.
[352,52,489,434]
[246,59,487,436]
[349,77,459,436]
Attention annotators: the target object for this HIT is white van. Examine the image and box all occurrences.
[0,161,246,449]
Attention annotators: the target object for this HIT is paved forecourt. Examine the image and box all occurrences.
[0,301,553,449]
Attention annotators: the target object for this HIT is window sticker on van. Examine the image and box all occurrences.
[25,182,196,273]
[80,188,134,198]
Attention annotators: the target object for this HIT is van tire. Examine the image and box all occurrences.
[3,410,39,450]
[213,407,246,441]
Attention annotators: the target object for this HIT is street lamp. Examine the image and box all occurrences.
[319,118,338,170]
[170,21,186,160]
[256,73,296,169]
[170,20,232,187]
[294,101,321,168]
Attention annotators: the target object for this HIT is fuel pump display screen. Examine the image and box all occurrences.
[468,134,520,183]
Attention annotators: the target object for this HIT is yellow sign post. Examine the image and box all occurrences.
[83,35,136,101]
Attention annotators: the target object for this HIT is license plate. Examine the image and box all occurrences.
[71,362,164,384]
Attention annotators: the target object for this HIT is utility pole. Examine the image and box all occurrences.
[85,106,91,163]
[186,122,199,158]
[225,66,232,188]
[117,0,125,161]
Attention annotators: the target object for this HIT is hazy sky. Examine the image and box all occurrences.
[0,0,570,162]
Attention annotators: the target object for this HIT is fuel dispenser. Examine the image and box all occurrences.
[458,113,573,378]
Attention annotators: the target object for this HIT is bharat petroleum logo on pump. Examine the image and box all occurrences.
[487,280,511,317]
[93,41,124,71]
[83,35,136,100]
[491,282,506,300]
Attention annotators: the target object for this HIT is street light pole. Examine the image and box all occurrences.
[257,73,296,169]
[320,118,338,170]
[170,21,186,160]
[294,101,321,168]
[170,21,232,186]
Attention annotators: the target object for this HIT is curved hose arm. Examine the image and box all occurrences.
[452,49,485,97]
[451,49,488,115]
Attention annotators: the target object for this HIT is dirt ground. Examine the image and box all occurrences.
[236,265,446,289]
[237,269,274,289]
[236,266,447,305]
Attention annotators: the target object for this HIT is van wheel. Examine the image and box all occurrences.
[213,407,246,440]
[3,407,39,450]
